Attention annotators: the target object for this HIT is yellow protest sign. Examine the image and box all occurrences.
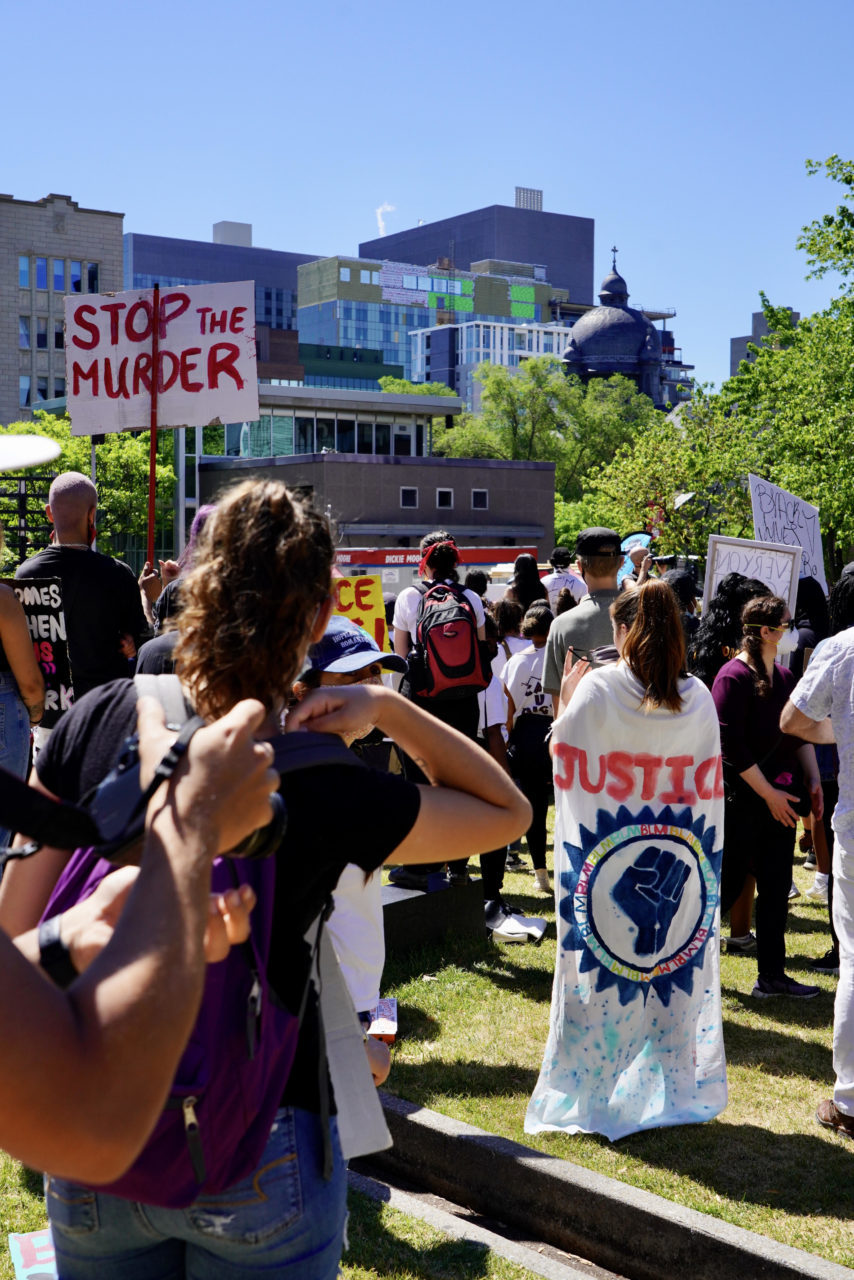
[331,574,390,652]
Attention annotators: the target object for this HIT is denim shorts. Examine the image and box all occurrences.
[46,1108,346,1280]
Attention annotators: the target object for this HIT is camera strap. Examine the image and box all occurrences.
[128,714,207,825]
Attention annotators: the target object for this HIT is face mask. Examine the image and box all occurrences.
[776,626,799,656]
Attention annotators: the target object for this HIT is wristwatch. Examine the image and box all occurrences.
[38,915,78,990]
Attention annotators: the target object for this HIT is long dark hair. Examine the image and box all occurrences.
[612,580,686,712]
[829,574,854,635]
[794,575,829,641]
[740,594,787,698]
[689,573,770,687]
[506,553,547,611]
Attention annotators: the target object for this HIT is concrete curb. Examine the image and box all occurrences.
[371,1093,853,1280]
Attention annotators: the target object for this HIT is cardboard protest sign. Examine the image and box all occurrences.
[8,1228,57,1279]
[702,535,801,613]
[748,474,827,592]
[2,578,73,728]
[332,575,390,652]
[65,281,258,435]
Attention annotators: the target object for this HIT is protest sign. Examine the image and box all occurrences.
[748,474,827,592]
[332,574,390,651]
[65,281,258,436]
[8,1228,56,1279]
[702,535,801,613]
[2,578,73,728]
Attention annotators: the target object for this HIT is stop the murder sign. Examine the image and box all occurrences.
[65,280,259,435]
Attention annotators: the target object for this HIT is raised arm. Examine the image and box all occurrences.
[286,685,530,862]
[0,697,277,1183]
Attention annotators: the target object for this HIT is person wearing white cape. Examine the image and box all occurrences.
[526,581,727,1142]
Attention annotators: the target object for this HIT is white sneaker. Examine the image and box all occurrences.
[534,868,551,894]
[805,882,829,904]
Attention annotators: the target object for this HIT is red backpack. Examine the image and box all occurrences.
[411,581,491,700]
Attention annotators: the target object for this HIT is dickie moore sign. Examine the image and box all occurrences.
[65,281,259,435]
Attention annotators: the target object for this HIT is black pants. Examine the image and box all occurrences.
[510,715,552,871]
[721,780,796,980]
[399,693,481,875]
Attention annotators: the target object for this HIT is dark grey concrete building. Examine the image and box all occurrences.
[359,203,595,305]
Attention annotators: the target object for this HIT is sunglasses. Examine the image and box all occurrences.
[745,619,795,632]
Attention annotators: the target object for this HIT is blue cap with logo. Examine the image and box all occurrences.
[303,615,408,675]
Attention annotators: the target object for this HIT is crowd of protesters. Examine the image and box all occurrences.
[0,467,852,1278]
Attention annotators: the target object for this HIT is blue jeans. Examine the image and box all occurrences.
[0,672,30,851]
[46,1108,346,1279]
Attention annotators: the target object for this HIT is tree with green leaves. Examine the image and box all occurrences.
[431,357,663,502]
[797,155,854,286]
[0,413,176,568]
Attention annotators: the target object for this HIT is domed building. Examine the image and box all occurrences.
[562,258,668,407]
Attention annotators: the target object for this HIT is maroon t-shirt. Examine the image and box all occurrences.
[711,657,799,779]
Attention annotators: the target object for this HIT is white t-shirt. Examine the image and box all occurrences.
[541,569,588,610]
[492,634,528,681]
[501,644,553,725]
[478,673,508,738]
[393,581,486,644]
[327,863,384,1014]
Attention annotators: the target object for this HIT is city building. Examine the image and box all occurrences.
[296,255,571,380]
[412,319,576,409]
[729,308,800,378]
[1,192,123,427]
[359,197,595,304]
[562,260,693,409]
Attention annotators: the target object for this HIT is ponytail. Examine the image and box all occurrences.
[613,580,686,712]
[740,594,787,698]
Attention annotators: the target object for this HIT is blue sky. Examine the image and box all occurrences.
[5,0,853,390]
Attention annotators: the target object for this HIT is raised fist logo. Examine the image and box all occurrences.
[611,847,690,956]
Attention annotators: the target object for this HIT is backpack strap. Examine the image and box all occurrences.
[134,673,193,728]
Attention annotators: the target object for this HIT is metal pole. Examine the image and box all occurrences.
[90,438,97,550]
[146,284,160,566]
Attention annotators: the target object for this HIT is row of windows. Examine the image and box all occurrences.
[19,374,65,406]
[19,256,99,294]
[19,316,64,351]
[400,487,488,511]
[197,415,428,460]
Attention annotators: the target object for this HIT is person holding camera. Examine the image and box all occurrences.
[0,481,528,1280]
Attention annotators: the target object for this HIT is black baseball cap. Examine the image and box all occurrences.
[575,527,622,557]
[549,547,571,567]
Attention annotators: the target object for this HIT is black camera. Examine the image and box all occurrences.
[85,733,286,864]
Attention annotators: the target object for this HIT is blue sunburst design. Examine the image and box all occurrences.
[558,804,721,1009]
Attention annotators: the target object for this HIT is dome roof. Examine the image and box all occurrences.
[563,305,662,366]
[598,268,629,305]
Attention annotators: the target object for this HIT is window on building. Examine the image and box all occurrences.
[357,423,373,453]
[295,416,314,453]
[336,418,355,452]
[35,258,48,290]
[36,318,48,350]
[54,320,64,350]
[18,317,30,349]
[19,376,31,407]
[374,423,390,455]
[339,266,350,282]
[36,377,49,401]
[403,274,417,290]
[70,261,82,293]
[316,417,334,451]
[418,275,430,292]
[360,269,371,284]
[53,259,65,291]
[400,487,418,509]
[54,376,66,398]
[472,489,488,510]
[371,270,380,285]
[87,263,99,293]
[436,488,453,510]
[19,256,30,288]
[433,278,447,293]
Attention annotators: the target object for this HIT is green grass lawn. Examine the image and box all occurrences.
[379,854,853,1270]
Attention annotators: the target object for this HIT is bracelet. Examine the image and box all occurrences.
[38,915,78,990]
